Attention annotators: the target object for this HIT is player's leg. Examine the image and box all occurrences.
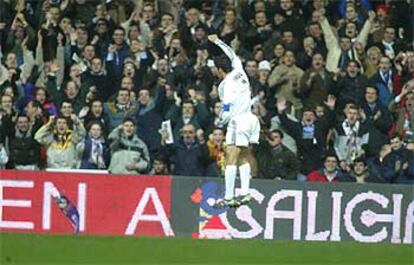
[214,120,241,209]
[236,114,260,205]
[246,146,258,178]
[224,144,240,199]
[236,148,252,205]
[213,145,240,208]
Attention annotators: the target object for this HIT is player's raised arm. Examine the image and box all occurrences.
[208,34,243,70]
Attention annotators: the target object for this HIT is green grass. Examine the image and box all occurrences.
[0,233,413,265]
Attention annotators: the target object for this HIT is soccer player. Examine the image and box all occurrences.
[208,34,260,208]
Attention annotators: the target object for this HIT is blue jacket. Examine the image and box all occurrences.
[79,136,110,170]
[105,43,130,79]
[338,0,372,22]
[367,157,397,183]
[370,71,395,108]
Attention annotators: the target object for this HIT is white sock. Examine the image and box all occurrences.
[239,163,251,196]
[224,165,237,200]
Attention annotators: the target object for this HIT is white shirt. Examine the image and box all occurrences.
[215,39,251,124]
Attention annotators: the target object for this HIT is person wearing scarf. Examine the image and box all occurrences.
[334,104,369,172]
[77,121,109,169]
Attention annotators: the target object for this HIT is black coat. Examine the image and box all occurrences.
[256,141,300,180]
[334,74,369,108]
[5,117,42,167]
[361,100,393,157]
[279,108,335,174]
[163,139,208,177]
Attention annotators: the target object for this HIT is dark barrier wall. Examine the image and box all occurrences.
[1,171,413,244]
[171,177,414,244]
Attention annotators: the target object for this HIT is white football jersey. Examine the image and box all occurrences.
[215,40,251,124]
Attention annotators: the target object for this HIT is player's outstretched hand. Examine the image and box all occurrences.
[208,34,219,43]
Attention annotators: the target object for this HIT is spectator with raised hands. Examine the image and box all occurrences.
[134,86,165,157]
[105,27,130,78]
[0,0,412,182]
[5,12,35,65]
[317,9,375,74]
[277,94,336,175]
[79,99,110,138]
[34,31,64,89]
[1,37,34,87]
[140,2,159,30]
[121,7,151,47]
[34,114,85,169]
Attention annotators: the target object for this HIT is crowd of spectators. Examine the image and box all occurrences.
[0,0,413,184]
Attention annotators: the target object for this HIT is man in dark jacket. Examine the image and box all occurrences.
[360,85,393,157]
[369,56,398,107]
[333,60,369,110]
[162,124,208,177]
[367,144,397,183]
[135,87,165,158]
[256,129,300,180]
[277,95,336,175]
[385,135,413,184]
[3,113,42,170]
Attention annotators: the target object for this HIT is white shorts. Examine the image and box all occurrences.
[226,112,260,147]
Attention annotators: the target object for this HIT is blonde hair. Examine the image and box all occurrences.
[366,46,382,57]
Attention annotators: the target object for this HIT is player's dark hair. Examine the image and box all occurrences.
[213,55,232,73]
